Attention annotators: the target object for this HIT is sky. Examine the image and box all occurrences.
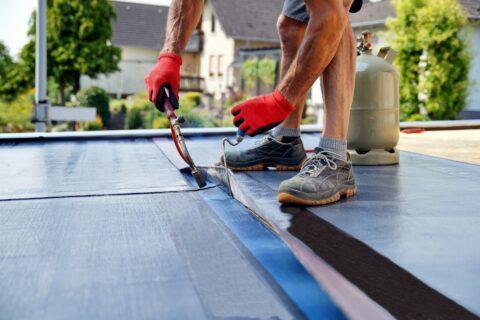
[0,0,171,57]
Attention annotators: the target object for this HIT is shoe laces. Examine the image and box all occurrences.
[300,150,338,177]
[254,134,274,146]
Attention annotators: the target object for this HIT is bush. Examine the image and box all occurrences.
[83,117,104,131]
[0,90,35,133]
[77,86,110,127]
[51,123,71,132]
[387,0,470,120]
[125,107,144,129]
[184,92,202,107]
[153,117,170,129]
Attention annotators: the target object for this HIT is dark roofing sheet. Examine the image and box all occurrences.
[0,139,192,200]
[175,134,480,318]
[0,192,298,319]
[0,137,347,319]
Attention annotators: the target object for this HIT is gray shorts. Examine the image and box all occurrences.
[282,0,309,23]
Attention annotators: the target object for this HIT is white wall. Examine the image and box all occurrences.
[199,2,235,101]
[80,46,157,97]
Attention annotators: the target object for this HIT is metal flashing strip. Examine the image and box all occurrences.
[0,126,320,142]
[2,119,480,142]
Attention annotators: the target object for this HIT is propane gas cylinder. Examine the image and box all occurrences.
[347,32,400,165]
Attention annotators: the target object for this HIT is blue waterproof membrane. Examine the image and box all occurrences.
[197,184,347,320]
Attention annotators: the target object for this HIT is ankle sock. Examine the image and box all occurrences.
[272,126,300,138]
[318,137,347,160]
[272,126,301,143]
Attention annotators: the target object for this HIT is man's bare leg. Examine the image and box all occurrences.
[275,16,307,131]
[277,0,349,107]
[321,19,356,142]
[276,0,356,158]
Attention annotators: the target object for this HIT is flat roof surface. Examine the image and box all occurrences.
[156,133,480,318]
[0,137,347,320]
[1,132,479,319]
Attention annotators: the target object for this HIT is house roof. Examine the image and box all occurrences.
[110,0,480,49]
[210,0,283,42]
[111,1,169,49]
[351,0,480,28]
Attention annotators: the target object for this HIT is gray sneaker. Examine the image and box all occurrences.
[277,149,356,206]
[223,135,307,171]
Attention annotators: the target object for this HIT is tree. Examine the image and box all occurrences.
[417,0,470,119]
[22,0,121,104]
[241,57,277,92]
[257,57,277,87]
[0,41,33,101]
[0,42,13,80]
[387,0,470,120]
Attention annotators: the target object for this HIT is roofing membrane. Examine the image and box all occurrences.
[157,133,480,319]
[0,137,345,320]
[1,132,479,319]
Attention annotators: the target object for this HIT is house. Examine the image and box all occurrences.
[80,1,205,98]
[80,0,283,102]
[82,0,480,117]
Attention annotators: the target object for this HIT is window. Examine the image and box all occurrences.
[209,55,215,77]
[217,55,223,77]
[211,14,216,32]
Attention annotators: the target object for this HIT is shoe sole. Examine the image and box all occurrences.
[229,162,304,172]
[277,187,357,206]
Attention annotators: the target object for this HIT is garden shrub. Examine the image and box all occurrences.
[77,86,110,127]
[83,117,103,131]
[0,90,35,133]
[125,107,144,129]
[387,0,470,120]
[184,92,202,107]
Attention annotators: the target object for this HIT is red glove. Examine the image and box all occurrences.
[145,53,182,109]
[231,90,295,136]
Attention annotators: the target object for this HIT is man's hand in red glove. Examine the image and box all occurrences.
[231,90,295,136]
[145,53,182,110]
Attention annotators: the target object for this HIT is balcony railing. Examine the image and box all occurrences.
[180,76,205,92]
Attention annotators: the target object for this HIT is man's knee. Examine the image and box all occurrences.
[306,1,347,29]
[276,15,305,49]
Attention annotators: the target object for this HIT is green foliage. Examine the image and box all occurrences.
[125,107,144,129]
[153,117,169,129]
[387,0,470,120]
[242,57,277,91]
[0,42,13,81]
[77,86,110,127]
[175,96,217,128]
[21,0,121,103]
[83,117,103,131]
[184,92,202,106]
[242,58,258,90]
[0,41,33,101]
[51,123,71,132]
[404,113,430,121]
[257,58,277,86]
[0,90,35,133]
